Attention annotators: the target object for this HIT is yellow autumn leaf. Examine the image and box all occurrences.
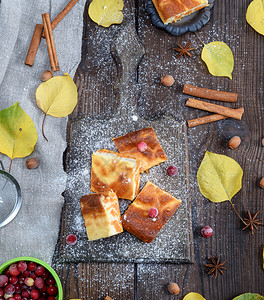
[88,0,124,27]
[246,0,264,35]
[0,102,38,170]
[36,73,78,140]
[183,292,206,300]
[201,41,234,79]
[197,151,243,203]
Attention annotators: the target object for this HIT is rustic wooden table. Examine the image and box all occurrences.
[54,0,264,299]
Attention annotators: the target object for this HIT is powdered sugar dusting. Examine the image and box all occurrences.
[57,114,192,263]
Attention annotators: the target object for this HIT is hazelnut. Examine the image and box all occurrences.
[26,158,39,169]
[168,282,180,295]
[228,136,241,149]
[161,75,174,87]
[260,177,264,188]
[261,138,264,147]
[41,70,53,82]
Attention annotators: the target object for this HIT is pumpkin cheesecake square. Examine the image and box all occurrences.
[91,149,141,200]
[152,0,209,24]
[113,127,167,173]
[121,181,182,243]
[80,190,123,241]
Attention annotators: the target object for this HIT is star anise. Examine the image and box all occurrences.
[242,211,263,235]
[205,256,227,279]
[173,42,195,59]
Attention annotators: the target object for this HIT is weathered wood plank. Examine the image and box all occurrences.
[136,0,264,299]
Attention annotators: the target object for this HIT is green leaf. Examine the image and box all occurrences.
[246,0,264,36]
[197,151,243,203]
[201,41,234,79]
[0,102,38,164]
[233,293,264,300]
[88,0,124,28]
[183,292,206,300]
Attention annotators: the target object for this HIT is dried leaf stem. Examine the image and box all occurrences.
[229,201,247,225]
[9,159,13,173]
[84,26,99,40]
[194,32,205,45]
[258,157,264,163]
[42,113,48,142]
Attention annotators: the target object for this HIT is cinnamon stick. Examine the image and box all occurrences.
[187,108,245,128]
[52,0,79,30]
[187,114,227,127]
[186,98,244,120]
[25,24,44,66]
[183,84,238,103]
[42,0,79,37]
[42,13,60,72]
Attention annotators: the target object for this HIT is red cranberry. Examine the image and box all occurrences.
[27,263,36,272]
[7,297,15,300]
[9,264,20,277]
[29,273,36,281]
[20,284,27,291]
[40,271,49,280]
[0,275,8,288]
[14,295,22,300]
[4,283,15,294]
[148,207,158,218]
[17,262,27,273]
[66,234,77,246]
[167,165,178,176]
[34,278,44,290]
[18,276,25,285]
[35,266,45,277]
[30,289,40,299]
[4,269,11,278]
[14,283,21,293]
[45,278,55,286]
[24,278,34,287]
[9,277,18,285]
[137,142,147,152]
[47,297,56,300]
[47,286,58,296]
[0,288,3,297]
[21,290,30,298]
[201,225,213,238]
[21,271,30,278]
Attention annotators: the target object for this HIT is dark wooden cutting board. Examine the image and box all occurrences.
[55,23,193,263]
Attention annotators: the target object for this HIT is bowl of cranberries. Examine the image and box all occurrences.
[0,257,63,300]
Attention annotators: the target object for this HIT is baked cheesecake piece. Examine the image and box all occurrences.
[80,190,123,241]
[152,0,209,24]
[122,181,182,243]
[91,149,141,200]
[113,127,167,173]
